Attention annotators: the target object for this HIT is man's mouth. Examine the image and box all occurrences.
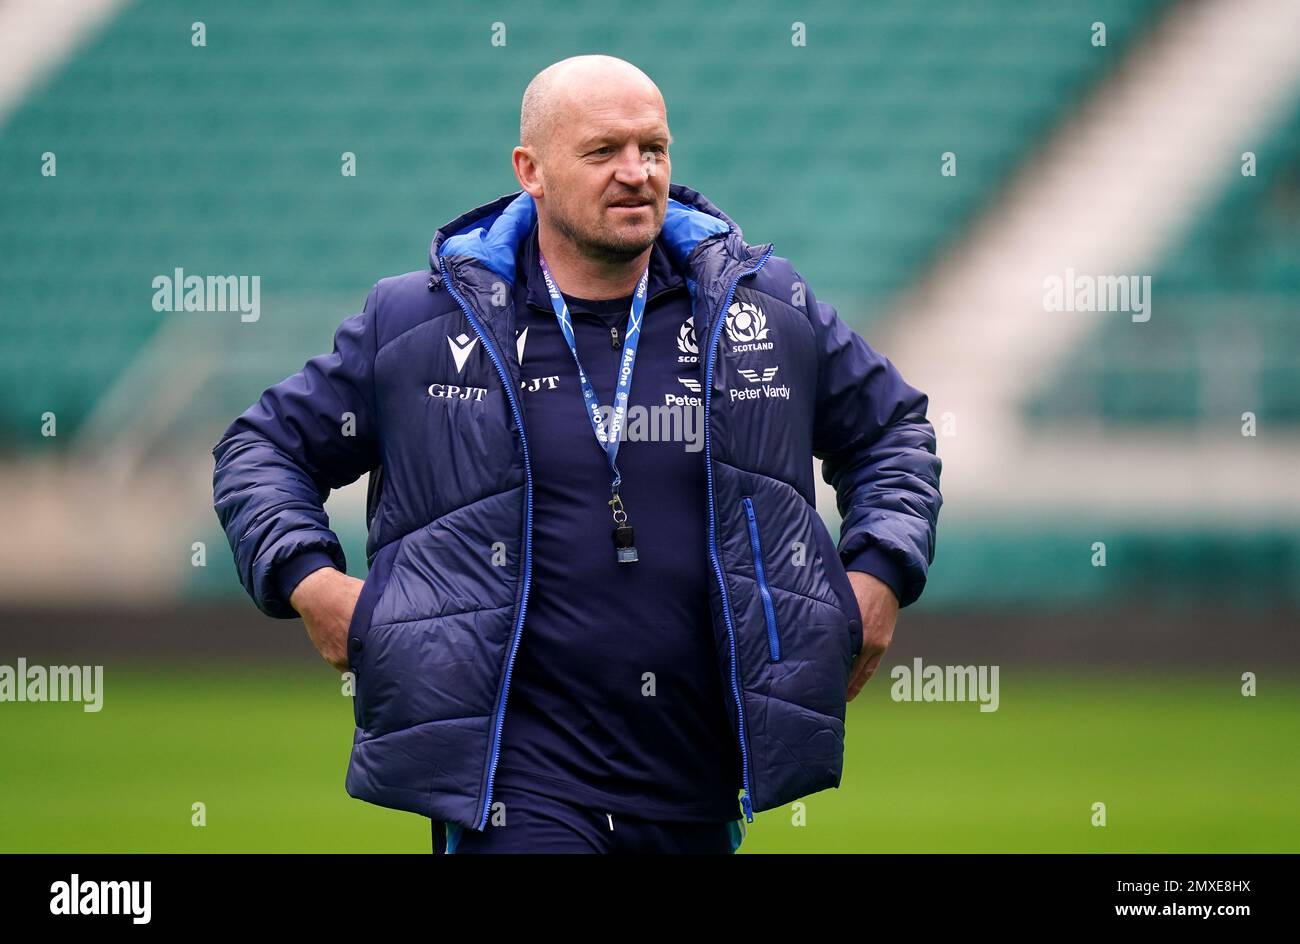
[609,199,651,209]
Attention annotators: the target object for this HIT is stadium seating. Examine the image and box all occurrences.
[1026,101,1300,426]
[0,0,1168,447]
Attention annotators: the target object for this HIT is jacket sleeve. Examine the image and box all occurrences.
[805,281,942,607]
[211,283,382,618]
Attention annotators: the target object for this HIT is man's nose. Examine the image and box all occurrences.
[613,144,654,184]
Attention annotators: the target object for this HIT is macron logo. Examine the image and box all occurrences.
[448,332,478,375]
[50,874,151,924]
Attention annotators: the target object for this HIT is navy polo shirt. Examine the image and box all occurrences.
[491,224,744,821]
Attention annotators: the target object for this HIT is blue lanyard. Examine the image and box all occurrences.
[536,251,649,496]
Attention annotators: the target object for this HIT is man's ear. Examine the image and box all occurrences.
[512,146,544,199]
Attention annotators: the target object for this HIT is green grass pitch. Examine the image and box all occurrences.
[2,666,1296,852]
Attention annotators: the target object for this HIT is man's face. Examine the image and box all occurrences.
[538,90,671,264]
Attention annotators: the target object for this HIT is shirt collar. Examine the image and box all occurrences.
[520,220,686,314]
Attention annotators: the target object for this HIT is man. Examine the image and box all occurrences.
[212,55,942,854]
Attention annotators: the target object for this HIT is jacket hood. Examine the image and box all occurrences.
[428,183,749,289]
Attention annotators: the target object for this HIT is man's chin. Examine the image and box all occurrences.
[586,228,659,262]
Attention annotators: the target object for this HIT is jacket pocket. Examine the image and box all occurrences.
[741,496,781,662]
[345,540,399,728]
[808,512,863,663]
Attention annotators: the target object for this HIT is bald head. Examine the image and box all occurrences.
[520,55,669,158]
[512,55,672,282]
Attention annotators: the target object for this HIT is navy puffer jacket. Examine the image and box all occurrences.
[212,183,942,830]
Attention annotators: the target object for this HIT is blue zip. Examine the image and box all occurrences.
[703,244,774,823]
[742,496,781,662]
[438,256,534,832]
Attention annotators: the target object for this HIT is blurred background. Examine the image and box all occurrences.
[1,0,1297,852]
